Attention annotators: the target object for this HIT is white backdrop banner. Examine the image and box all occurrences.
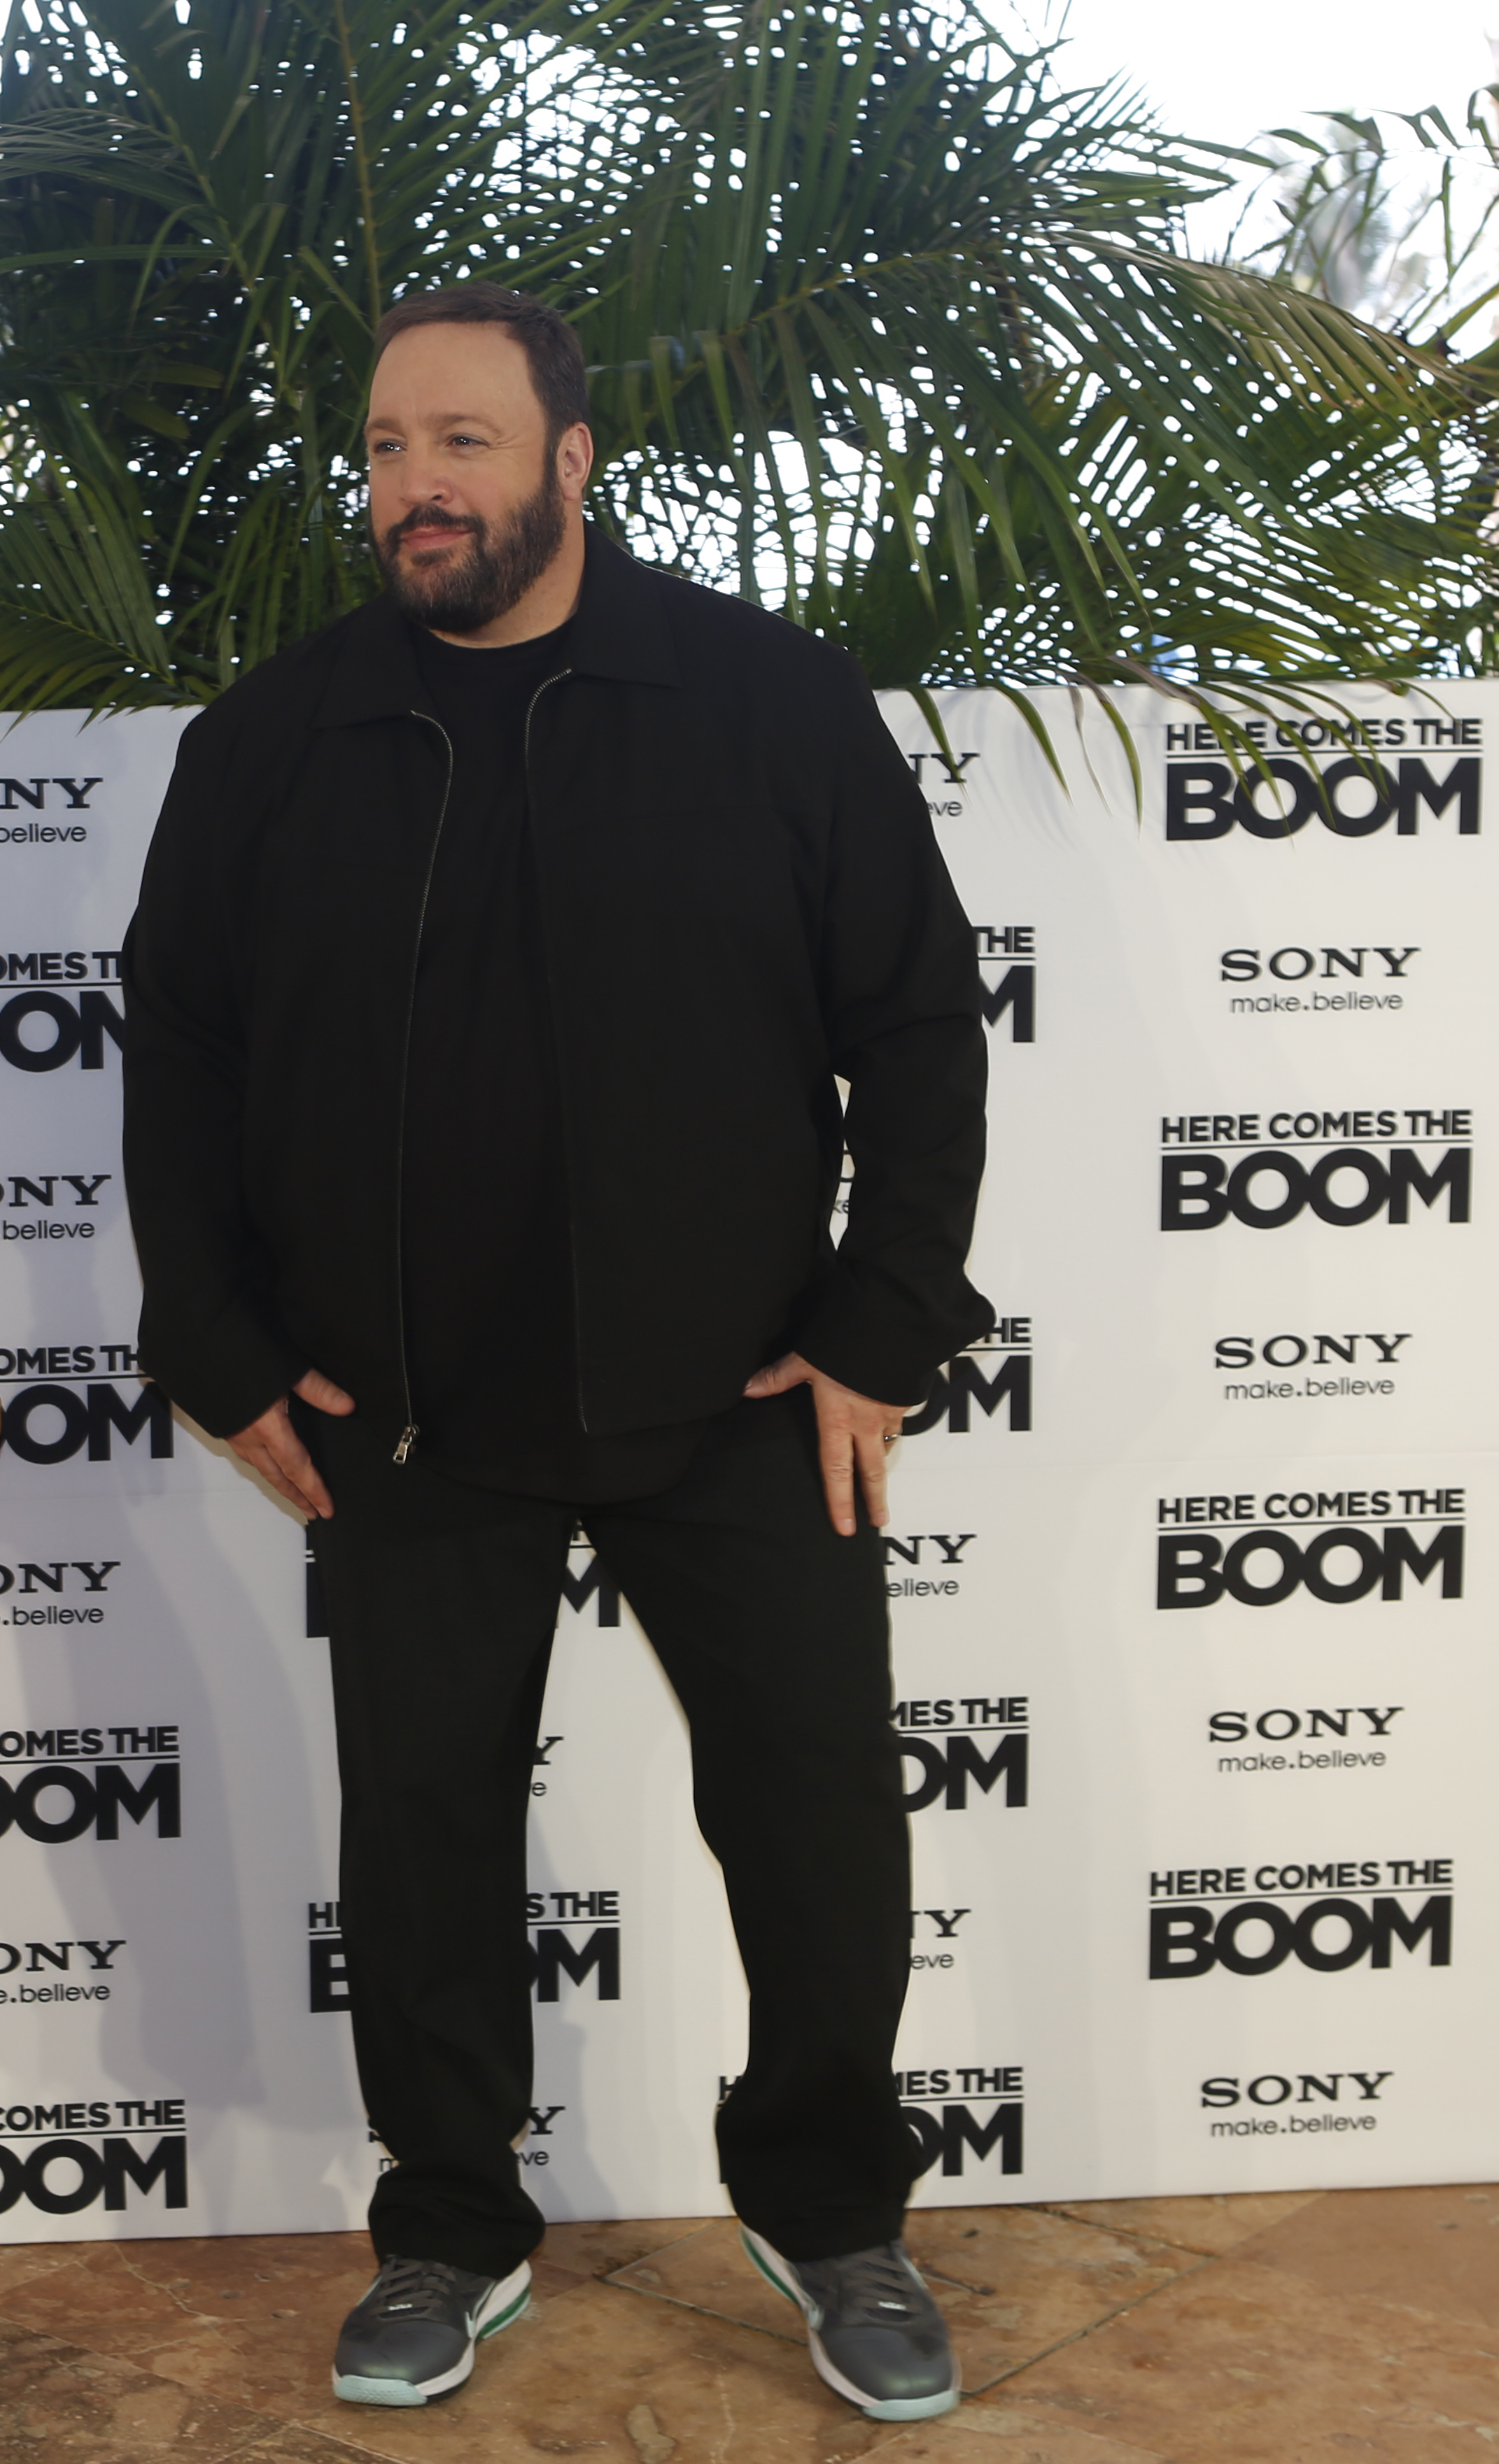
[0,681,1493,2242]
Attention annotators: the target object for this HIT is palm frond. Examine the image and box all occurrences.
[0,0,1493,714]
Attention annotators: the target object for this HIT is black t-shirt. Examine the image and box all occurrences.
[401,620,703,1499]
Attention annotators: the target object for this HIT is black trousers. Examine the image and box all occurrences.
[303,1389,918,2274]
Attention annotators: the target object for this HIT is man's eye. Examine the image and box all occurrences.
[449,434,484,448]
[371,439,402,455]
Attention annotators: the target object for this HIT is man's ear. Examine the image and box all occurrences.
[557,422,595,501]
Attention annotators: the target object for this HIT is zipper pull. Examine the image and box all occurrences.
[393,1425,418,1466]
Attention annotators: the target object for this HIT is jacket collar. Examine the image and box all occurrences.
[568,525,683,688]
[314,524,681,729]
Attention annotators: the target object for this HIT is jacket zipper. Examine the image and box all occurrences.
[522,667,589,1430]
[391,709,455,1464]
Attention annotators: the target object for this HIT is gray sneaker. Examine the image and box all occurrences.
[332,2251,531,2405]
[741,2227,959,2420]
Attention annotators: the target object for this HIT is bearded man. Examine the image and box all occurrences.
[122,283,992,2426]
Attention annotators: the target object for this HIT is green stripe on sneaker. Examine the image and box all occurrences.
[477,2286,530,2339]
[740,2228,798,2305]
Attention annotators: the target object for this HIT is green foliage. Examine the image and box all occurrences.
[0,0,1494,714]
[1246,99,1499,340]
[0,0,651,702]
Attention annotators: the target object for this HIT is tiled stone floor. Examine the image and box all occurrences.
[2,2185,1497,2461]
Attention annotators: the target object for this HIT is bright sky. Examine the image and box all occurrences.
[1035,0,1493,148]
[999,1,1498,310]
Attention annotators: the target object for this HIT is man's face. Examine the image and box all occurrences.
[365,323,586,632]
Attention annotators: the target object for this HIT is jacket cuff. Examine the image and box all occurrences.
[791,1273,995,1410]
[136,1294,309,1440]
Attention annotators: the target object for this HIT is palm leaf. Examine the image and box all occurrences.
[0,0,1493,716]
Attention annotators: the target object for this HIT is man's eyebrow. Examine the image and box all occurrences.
[364,408,497,435]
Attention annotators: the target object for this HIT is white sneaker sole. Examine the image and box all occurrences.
[332,2259,532,2405]
[740,2226,960,2421]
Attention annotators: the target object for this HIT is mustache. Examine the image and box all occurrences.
[384,504,481,551]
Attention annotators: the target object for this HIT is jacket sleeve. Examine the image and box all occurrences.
[122,709,308,1436]
[790,658,994,1403]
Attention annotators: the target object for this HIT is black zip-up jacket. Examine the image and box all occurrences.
[122,529,992,1453]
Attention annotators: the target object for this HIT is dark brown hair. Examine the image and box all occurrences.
[373,283,589,446]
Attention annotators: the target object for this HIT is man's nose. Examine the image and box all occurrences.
[398,458,453,509]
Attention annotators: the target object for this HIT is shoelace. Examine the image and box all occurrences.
[370,2256,468,2321]
[805,2244,924,2325]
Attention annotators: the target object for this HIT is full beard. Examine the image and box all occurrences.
[374,464,568,633]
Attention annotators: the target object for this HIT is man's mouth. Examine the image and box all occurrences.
[400,524,472,554]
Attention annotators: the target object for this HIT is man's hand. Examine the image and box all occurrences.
[744,1352,908,1537]
[229,1368,356,1520]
